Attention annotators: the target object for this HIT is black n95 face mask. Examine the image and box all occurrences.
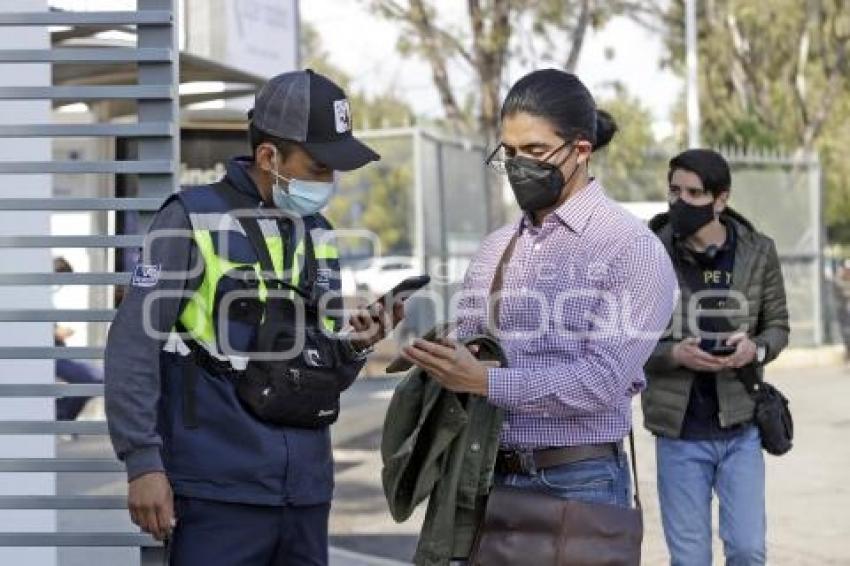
[505,144,577,212]
[669,198,716,239]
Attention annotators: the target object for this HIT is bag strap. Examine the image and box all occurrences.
[628,429,641,509]
[487,231,520,332]
[209,180,313,301]
[734,362,762,395]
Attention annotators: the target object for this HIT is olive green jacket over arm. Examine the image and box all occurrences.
[381,335,505,566]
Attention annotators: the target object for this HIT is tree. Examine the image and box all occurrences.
[367,0,634,227]
[650,0,850,241]
[369,0,634,142]
[591,85,664,202]
[821,99,850,243]
[325,137,414,256]
[659,0,849,154]
[301,22,416,255]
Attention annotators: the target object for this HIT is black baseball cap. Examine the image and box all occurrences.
[248,69,380,171]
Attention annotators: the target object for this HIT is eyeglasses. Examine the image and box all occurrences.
[485,141,571,175]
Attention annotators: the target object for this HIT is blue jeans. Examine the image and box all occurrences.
[55,358,103,420]
[657,426,765,566]
[494,450,633,508]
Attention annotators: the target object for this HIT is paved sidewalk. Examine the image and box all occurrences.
[329,363,850,565]
[52,364,849,565]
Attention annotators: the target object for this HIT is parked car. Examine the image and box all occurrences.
[354,255,421,297]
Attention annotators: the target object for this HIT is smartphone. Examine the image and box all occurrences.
[368,275,431,319]
[711,344,737,356]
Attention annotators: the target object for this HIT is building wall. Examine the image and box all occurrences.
[0,1,57,564]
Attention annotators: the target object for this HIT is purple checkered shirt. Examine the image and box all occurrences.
[455,180,678,448]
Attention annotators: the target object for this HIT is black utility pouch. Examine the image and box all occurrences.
[752,381,793,456]
[235,298,342,428]
[237,362,341,428]
[738,364,794,456]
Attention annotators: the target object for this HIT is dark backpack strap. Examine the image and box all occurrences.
[206,180,313,301]
[179,346,199,430]
[735,363,762,395]
[300,225,319,296]
[207,180,279,281]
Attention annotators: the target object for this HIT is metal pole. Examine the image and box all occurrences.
[810,152,824,345]
[686,0,700,148]
[292,0,301,70]
[435,141,450,321]
[412,128,425,271]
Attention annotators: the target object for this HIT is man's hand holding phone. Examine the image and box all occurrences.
[672,337,727,372]
[673,333,758,372]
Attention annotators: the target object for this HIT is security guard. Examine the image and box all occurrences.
[105,70,400,565]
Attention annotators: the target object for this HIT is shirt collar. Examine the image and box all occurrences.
[517,179,605,236]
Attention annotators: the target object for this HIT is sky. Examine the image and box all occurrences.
[47,0,683,138]
[301,1,683,140]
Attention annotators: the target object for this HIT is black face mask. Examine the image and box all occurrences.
[504,144,578,212]
[669,198,716,239]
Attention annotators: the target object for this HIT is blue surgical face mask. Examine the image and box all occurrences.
[268,149,335,216]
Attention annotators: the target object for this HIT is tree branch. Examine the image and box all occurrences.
[564,0,591,72]
[405,0,467,129]
[791,2,813,135]
[724,11,776,129]
[374,0,474,65]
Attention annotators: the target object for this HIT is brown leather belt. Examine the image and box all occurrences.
[495,442,620,475]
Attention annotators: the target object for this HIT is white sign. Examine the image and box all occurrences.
[225,0,299,79]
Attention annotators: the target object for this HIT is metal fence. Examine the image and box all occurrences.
[0,1,177,564]
[328,127,493,336]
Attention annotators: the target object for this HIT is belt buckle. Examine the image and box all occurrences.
[518,450,536,475]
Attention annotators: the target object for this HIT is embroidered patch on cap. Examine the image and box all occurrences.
[333,99,351,133]
[131,263,161,287]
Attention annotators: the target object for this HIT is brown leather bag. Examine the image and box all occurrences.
[467,434,643,566]
[470,231,643,565]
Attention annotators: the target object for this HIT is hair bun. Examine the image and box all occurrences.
[594,109,618,150]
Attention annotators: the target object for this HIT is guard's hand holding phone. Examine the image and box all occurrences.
[347,275,430,351]
[367,274,430,320]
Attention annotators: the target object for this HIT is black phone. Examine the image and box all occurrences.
[368,275,431,319]
[711,344,737,356]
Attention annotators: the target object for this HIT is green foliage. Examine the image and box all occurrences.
[656,0,850,242]
[325,137,414,256]
[591,88,667,201]
[822,99,850,243]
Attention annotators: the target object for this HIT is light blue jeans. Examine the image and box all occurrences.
[656,426,766,566]
[494,450,633,508]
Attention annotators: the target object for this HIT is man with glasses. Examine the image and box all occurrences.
[400,71,678,564]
